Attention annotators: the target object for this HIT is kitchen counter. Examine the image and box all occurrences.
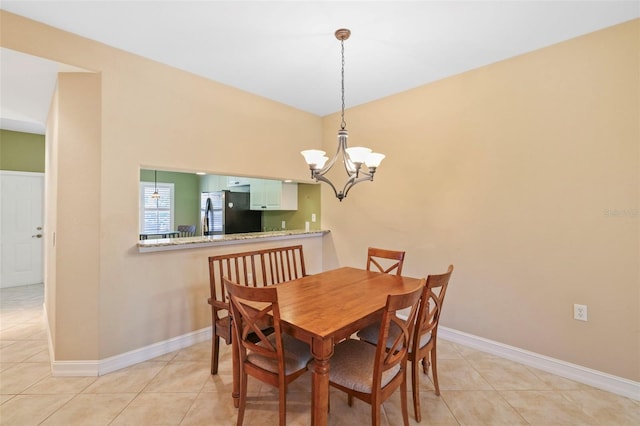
[137,229,329,253]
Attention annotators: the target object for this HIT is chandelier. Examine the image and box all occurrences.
[301,28,385,201]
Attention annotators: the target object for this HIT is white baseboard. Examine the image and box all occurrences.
[51,360,102,377]
[97,327,212,376]
[439,326,640,401]
[49,324,212,377]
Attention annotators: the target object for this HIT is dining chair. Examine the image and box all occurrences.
[177,224,196,237]
[328,285,423,426]
[208,245,307,375]
[357,265,454,422]
[366,247,406,275]
[224,277,313,426]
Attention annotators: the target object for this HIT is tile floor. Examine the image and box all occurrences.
[1,283,638,425]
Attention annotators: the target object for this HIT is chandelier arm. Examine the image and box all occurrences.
[342,174,374,199]
[315,139,344,176]
[355,168,374,179]
[313,172,343,200]
[342,149,358,176]
[360,167,376,180]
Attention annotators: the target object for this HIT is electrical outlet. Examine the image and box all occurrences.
[281,220,286,229]
[311,213,317,222]
[574,304,588,321]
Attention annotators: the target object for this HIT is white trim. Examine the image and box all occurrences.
[438,326,640,401]
[98,327,211,376]
[51,360,101,377]
[49,325,212,377]
[0,170,45,177]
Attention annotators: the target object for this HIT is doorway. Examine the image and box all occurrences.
[0,171,44,288]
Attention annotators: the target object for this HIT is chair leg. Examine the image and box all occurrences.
[237,369,248,426]
[431,348,440,396]
[400,372,410,426]
[372,402,381,426]
[412,357,422,422]
[279,384,287,426]
[347,394,353,407]
[211,334,220,375]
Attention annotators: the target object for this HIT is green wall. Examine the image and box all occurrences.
[0,129,45,172]
[262,183,321,231]
[140,169,200,234]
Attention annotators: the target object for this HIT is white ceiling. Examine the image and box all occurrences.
[1,1,638,135]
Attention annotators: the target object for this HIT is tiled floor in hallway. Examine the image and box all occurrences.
[1,283,638,425]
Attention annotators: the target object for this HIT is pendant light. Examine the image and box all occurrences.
[301,28,385,201]
[151,170,160,199]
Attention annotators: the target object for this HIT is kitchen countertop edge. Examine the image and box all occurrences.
[137,230,330,253]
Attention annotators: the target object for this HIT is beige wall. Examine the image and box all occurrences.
[322,20,639,381]
[2,10,637,382]
[53,73,102,359]
[1,11,321,361]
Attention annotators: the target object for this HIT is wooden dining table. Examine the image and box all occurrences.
[231,266,423,426]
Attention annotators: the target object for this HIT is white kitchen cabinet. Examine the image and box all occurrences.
[227,176,252,187]
[250,180,298,211]
[201,175,225,192]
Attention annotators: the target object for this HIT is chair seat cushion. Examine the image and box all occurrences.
[248,334,312,375]
[329,339,400,394]
[357,322,432,351]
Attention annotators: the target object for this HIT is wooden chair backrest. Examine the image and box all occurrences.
[366,247,406,275]
[224,277,283,367]
[209,245,307,315]
[372,285,423,391]
[413,265,454,350]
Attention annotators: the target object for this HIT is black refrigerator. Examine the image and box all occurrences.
[201,191,262,235]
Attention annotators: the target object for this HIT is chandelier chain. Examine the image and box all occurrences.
[340,38,346,130]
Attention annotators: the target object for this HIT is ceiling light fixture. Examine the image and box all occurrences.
[151,170,160,199]
[301,28,385,202]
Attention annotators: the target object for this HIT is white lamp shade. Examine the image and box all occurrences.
[316,156,329,169]
[301,149,327,167]
[365,152,385,168]
[345,146,372,164]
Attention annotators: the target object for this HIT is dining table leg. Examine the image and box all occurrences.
[311,337,333,426]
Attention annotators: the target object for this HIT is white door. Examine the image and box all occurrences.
[0,171,44,288]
